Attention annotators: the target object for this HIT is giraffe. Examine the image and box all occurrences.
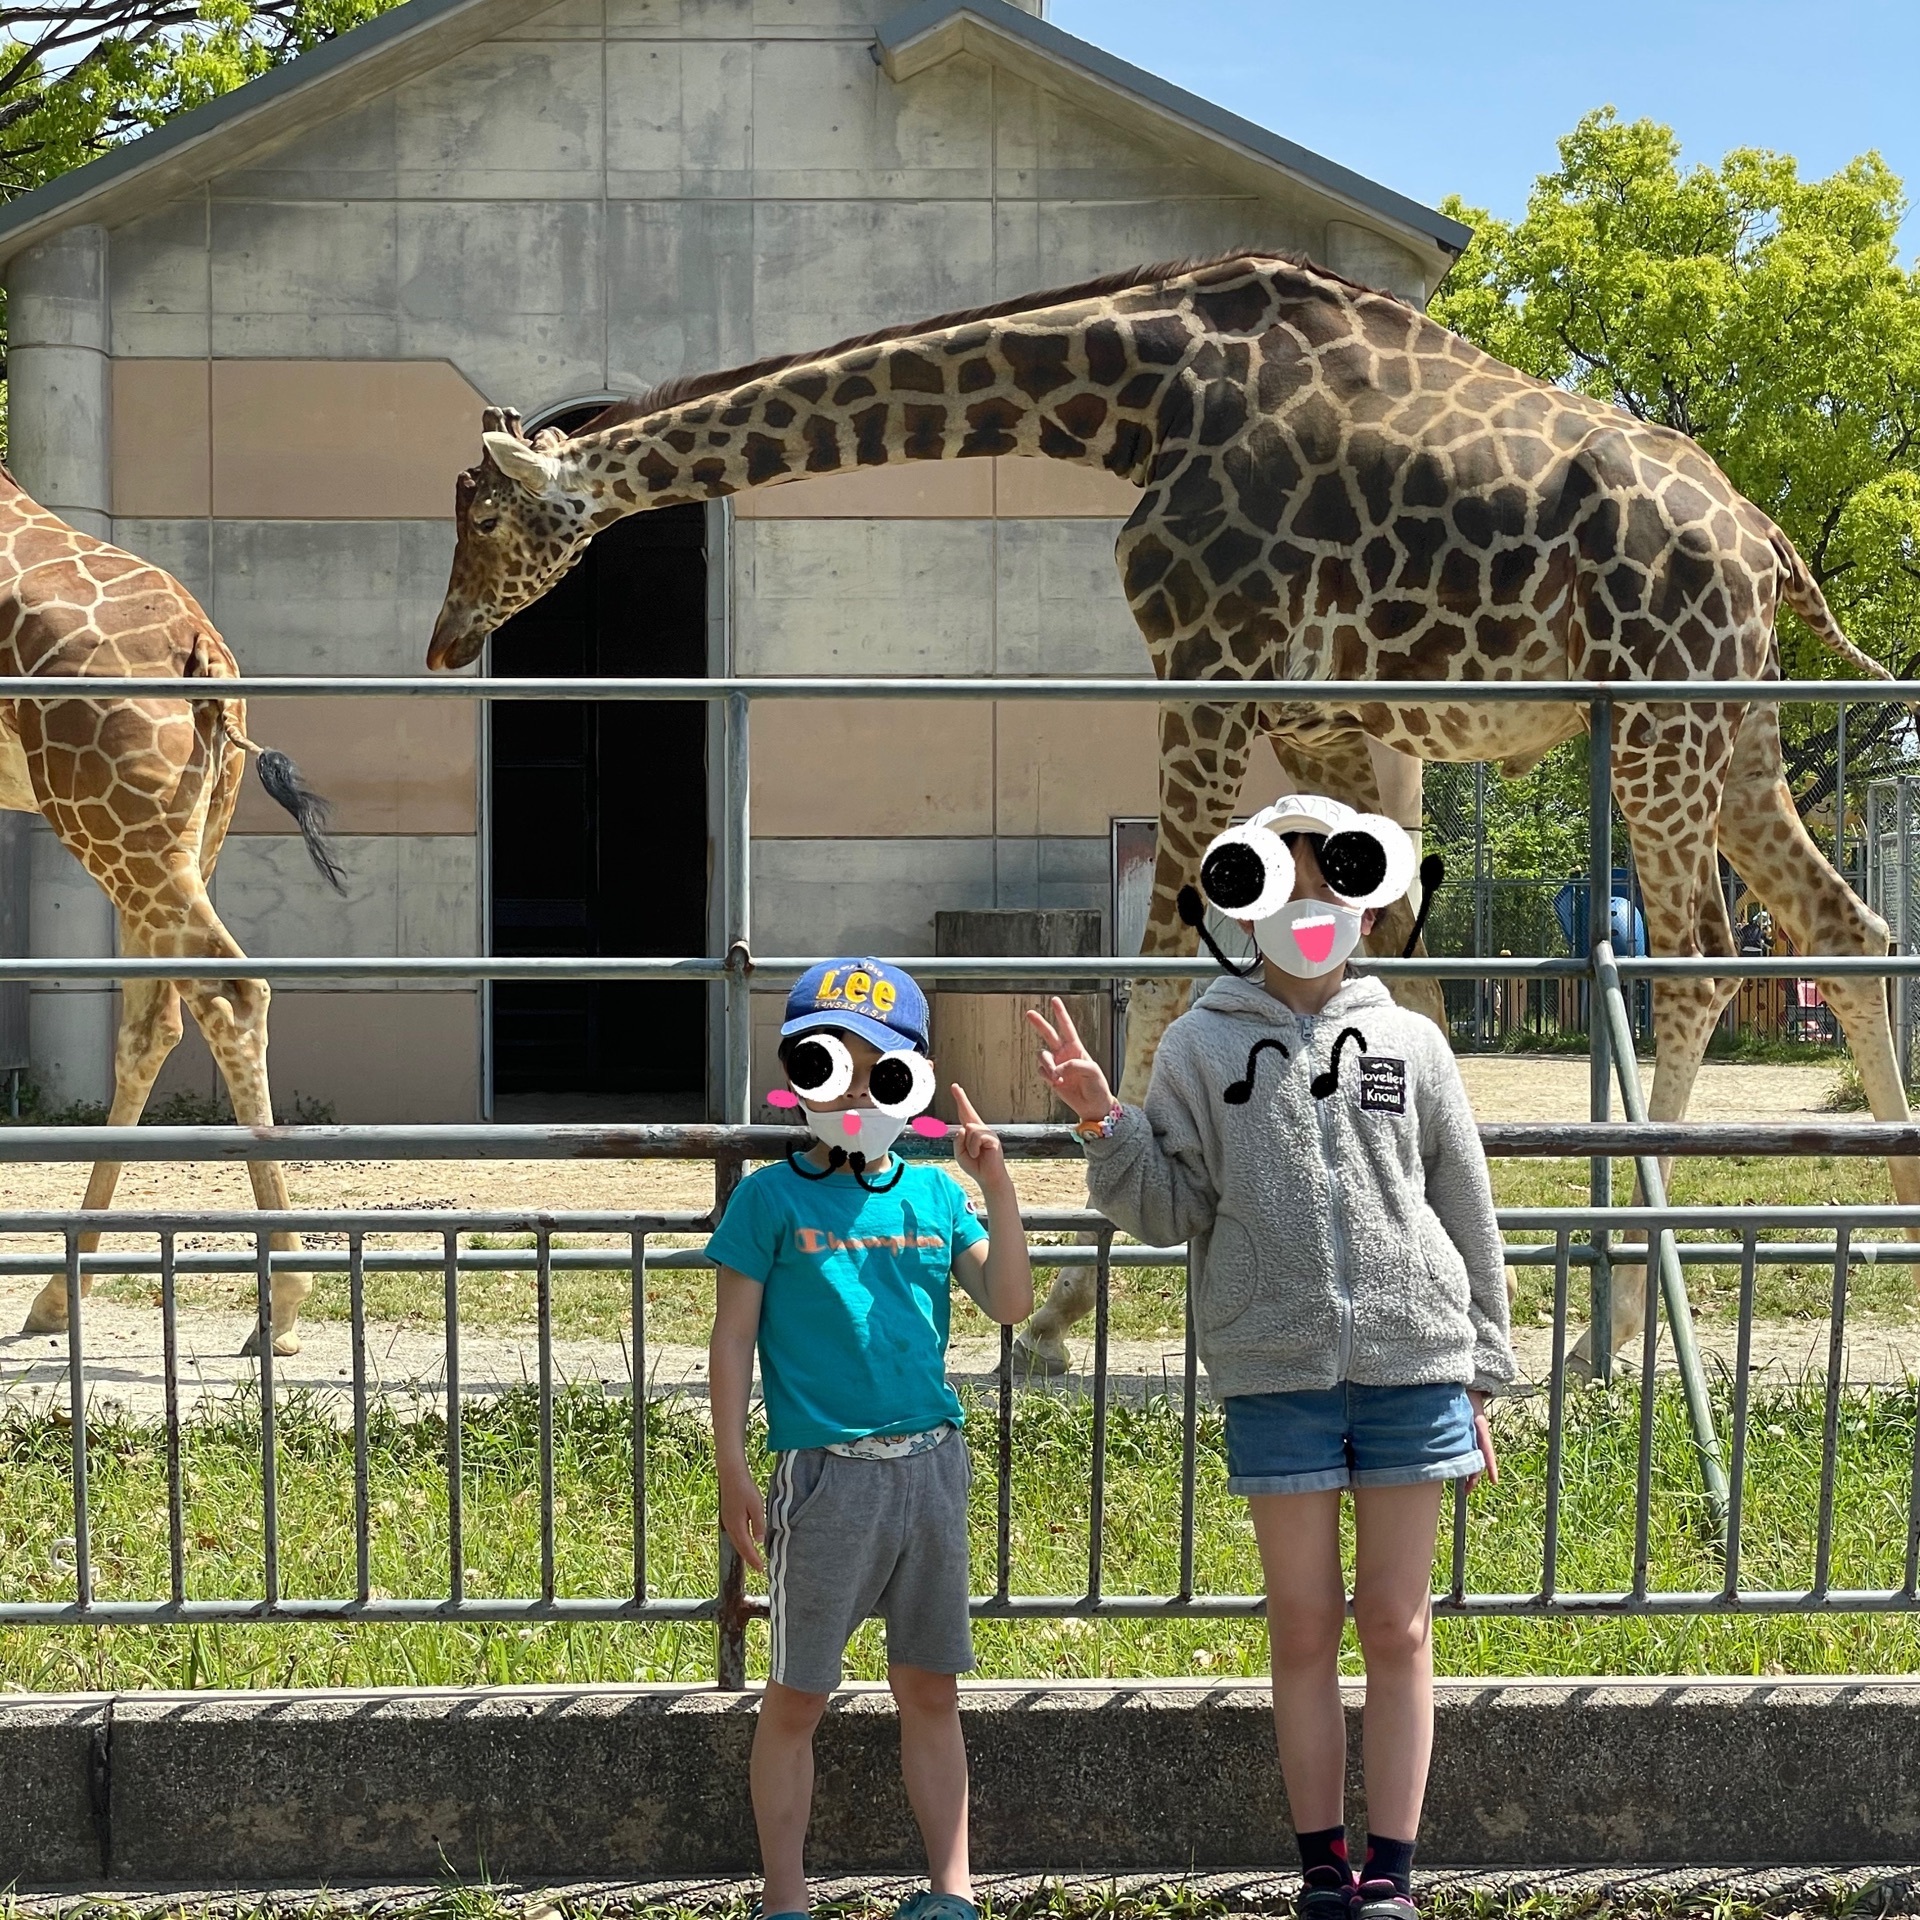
[0,463,343,1356]
[425,249,1916,1375]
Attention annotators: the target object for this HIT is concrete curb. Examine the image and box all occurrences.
[8,1677,1920,1888]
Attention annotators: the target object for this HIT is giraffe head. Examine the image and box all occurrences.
[427,409,598,669]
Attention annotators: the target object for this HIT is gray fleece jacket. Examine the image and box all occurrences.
[1084,973,1516,1400]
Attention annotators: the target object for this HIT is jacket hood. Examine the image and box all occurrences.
[1192,971,1395,1025]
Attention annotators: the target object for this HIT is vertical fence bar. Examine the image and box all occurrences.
[996,1320,1013,1609]
[1835,700,1848,884]
[257,1229,278,1608]
[722,688,752,1124]
[1588,695,1614,1382]
[1724,1227,1757,1602]
[632,1227,648,1607]
[64,1230,91,1609]
[1541,1230,1571,1603]
[160,1229,185,1608]
[1630,1225,1659,1603]
[1178,1250,1199,1602]
[444,1230,463,1607]
[1447,1478,1468,1608]
[537,1227,555,1606]
[351,1232,370,1605]
[1900,780,1914,1086]
[1813,1225,1851,1600]
[1086,1228,1113,1607]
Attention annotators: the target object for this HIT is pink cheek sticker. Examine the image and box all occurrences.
[766,1088,800,1109]
[841,1111,863,1137]
[910,1115,950,1138]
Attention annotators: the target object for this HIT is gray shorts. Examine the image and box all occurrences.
[765,1431,974,1693]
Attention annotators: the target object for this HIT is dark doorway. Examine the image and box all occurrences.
[488,446,708,1116]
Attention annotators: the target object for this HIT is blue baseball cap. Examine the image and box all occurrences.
[782,957,930,1056]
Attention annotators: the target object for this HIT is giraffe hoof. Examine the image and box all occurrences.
[21,1301,68,1337]
[238,1327,303,1359]
[1012,1327,1072,1377]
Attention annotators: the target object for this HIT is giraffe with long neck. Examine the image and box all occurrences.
[0,464,341,1354]
[428,250,1915,1372]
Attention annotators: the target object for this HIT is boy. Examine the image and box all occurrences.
[707,957,1034,1920]
[1029,798,1516,1920]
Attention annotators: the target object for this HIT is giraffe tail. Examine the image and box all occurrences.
[213,706,348,894]
[1769,526,1895,683]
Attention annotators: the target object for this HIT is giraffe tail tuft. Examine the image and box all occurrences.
[254,748,348,894]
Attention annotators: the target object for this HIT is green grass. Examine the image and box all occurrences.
[6,1371,1920,1695]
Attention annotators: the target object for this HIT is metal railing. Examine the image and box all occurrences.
[0,671,1916,1683]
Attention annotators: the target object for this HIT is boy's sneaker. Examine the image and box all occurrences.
[895,1895,980,1920]
[1351,1881,1418,1920]
[1295,1866,1355,1920]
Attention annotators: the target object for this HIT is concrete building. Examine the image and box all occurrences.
[0,0,1467,1121]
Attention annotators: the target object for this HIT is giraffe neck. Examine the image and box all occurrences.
[566,303,1183,522]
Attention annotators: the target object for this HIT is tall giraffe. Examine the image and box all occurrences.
[426,250,1914,1372]
[0,464,341,1355]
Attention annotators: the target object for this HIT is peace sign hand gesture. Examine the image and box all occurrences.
[950,1083,1013,1195]
[1026,995,1117,1125]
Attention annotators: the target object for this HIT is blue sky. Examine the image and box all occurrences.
[1048,0,1920,262]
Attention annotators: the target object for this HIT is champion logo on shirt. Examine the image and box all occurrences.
[793,1227,947,1254]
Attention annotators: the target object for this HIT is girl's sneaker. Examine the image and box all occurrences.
[1295,1866,1355,1920]
[1351,1881,1418,1920]
[895,1895,980,1920]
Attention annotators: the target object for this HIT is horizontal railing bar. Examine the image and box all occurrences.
[0,675,1906,704]
[1,1203,1918,1234]
[0,952,1911,983]
[0,1120,1913,1163]
[4,1587,1918,1627]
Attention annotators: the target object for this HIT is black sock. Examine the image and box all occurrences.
[1362,1834,1415,1896]
[1297,1825,1351,1884]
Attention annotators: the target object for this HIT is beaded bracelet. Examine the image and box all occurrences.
[1074,1101,1124,1142]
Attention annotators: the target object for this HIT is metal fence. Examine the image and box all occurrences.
[2,672,1919,1684]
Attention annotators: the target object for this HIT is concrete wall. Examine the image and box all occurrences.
[66,0,1435,1118]
[11,1678,1920,1887]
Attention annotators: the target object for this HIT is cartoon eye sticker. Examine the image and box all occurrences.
[781,1032,853,1102]
[1197,823,1296,922]
[1312,813,1415,910]
[867,1048,937,1118]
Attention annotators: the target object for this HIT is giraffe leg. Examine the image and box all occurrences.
[178,969,312,1356]
[1712,703,1920,1236]
[20,976,185,1334]
[1568,707,1741,1372]
[1016,700,1258,1375]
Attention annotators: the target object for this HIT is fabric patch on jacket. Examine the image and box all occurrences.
[1357,1055,1407,1114]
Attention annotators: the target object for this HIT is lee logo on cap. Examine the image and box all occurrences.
[817,967,897,1017]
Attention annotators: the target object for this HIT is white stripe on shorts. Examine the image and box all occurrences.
[766,1451,796,1684]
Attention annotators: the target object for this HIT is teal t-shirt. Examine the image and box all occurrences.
[704,1157,989,1451]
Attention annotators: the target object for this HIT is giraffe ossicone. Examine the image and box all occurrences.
[429,249,1920,1374]
[0,464,346,1356]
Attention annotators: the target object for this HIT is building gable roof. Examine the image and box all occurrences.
[0,0,1469,277]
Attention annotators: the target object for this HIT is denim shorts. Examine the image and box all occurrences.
[1223,1381,1483,1496]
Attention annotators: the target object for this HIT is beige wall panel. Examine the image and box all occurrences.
[111,360,210,517]
[751,698,992,837]
[229,697,477,835]
[994,702,1291,836]
[209,360,488,519]
[733,461,992,520]
[152,989,478,1122]
[993,457,1141,519]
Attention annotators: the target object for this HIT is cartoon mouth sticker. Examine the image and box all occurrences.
[1291,912,1338,965]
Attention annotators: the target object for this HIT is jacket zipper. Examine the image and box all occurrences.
[1301,1014,1354,1380]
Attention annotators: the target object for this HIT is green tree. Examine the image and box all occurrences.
[1429,108,1920,862]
